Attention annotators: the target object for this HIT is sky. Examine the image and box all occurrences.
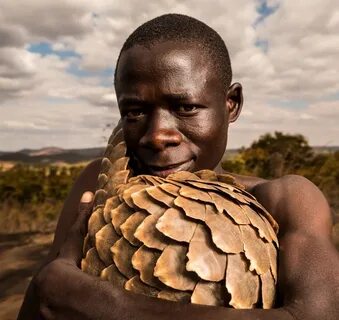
[0,0,338,151]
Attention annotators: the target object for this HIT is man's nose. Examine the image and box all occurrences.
[139,108,182,151]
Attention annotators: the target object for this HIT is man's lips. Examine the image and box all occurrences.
[142,159,194,178]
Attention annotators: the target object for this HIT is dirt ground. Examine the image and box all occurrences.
[0,232,53,320]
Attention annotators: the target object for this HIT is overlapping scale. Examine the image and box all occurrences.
[131,189,167,215]
[88,207,105,242]
[120,211,148,246]
[134,211,168,250]
[191,281,226,306]
[240,225,271,275]
[146,186,175,207]
[156,208,197,243]
[93,189,107,210]
[111,203,134,235]
[154,244,198,291]
[260,269,276,309]
[205,204,243,254]
[226,253,260,308]
[157,289,191,303]
[81,126,279,309]
[125,275,159,297]
[266,242,278,283]
[131,245,163,288]
[100,264,127,287]
[95,223,120,265]
[103,196,121,223]
[186,224,226,281]
[111,237,137,278]
[174,195,206,221]
[122,184,148,208]
[81,247,105,277]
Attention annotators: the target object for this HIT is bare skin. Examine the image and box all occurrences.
[18,41,339,320]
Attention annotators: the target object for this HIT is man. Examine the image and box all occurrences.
[18,14,338,320]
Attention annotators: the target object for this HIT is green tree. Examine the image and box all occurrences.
[223,132,314,179]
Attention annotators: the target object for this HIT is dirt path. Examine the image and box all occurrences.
[0,232,53,320]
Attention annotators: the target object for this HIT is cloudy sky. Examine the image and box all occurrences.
[0,0,338,151]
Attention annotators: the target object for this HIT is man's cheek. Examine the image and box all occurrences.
[202,125,228,160]
[123,127,139,150]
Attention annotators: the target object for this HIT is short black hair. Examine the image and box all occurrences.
[114,14,232,92]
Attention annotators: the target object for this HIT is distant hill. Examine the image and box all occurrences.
[26,147,65,157]
[0,147,105,164]
[0,146,337,164]
[312,146,339,154]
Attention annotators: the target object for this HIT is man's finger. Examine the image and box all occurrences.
[58,191,94,265]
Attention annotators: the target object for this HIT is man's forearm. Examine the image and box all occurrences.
[17,281,40,320]
[18,260,294,320]
[120,291,294,320]
[66,273,294,320]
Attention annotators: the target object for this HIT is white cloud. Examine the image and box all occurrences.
[0,100,119,150]
[3,120,49,131]
[0,0,93,41]
[0,24,27,48]
[231,99,339,148]
[0,0,338,151]
[254,0,339,100]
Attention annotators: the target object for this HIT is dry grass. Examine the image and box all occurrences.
[0,161,16,171]
[0,201,61,234]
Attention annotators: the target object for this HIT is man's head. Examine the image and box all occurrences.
[114,14,233,92]
[114,14,243,177]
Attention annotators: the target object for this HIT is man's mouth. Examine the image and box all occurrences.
[143,159,194,178]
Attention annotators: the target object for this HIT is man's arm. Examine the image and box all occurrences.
[17,159,101,319]
[47,159,102,260]
[252,175,339,319]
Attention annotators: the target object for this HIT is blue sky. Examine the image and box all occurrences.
[28,42,80,59]
[28,42,114,86]
[256,0,279,23]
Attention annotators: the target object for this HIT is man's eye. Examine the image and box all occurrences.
[176,105,198,114]
[125,110,145,119]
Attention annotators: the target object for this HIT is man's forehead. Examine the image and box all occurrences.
[116,55,217,104]
[115,40,227,103]
[117,43,216,86]
[117,41,212,73]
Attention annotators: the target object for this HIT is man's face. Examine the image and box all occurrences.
[115,41,231,177]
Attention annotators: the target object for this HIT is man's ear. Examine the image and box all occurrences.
[226,82,243,123]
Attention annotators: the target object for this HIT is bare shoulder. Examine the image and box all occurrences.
[249,174,333,236]
[46,158,102,261]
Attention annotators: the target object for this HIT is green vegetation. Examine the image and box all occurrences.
[0,164,85,233]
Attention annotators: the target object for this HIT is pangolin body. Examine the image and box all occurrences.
[81,124,279,309]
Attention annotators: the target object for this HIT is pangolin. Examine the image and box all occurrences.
[81,123,279,309]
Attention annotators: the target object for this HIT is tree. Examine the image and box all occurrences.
[226,132,314,179]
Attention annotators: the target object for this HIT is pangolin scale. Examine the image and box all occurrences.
[81,123,279,309]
